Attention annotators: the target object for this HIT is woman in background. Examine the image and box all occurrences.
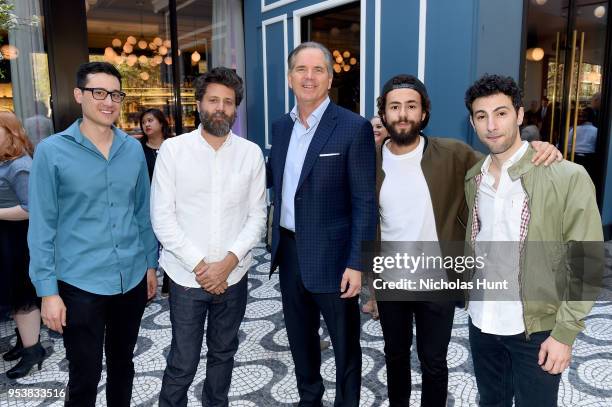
[139,108,172,296]
[362,116,388,320]
[371,115,388,147]
[0,111,47,378]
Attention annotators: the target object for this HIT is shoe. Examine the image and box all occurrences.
[6,342,47,379]
[2,329,23,362]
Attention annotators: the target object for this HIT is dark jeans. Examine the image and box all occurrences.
[59,275,147,407]
[377,300,455,407]
[159,274,248,407]
[469,319,562,407]
[278,228,361,407]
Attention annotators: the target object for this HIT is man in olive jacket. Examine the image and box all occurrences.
[464,74,603,407]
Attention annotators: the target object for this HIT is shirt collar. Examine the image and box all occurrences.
[197,124,235,150]
[61,119,127,146]
[290,97,330,128]
[481,140,529,175]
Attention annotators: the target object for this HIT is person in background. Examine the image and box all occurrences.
[520,111,541,142]
[568,107,598,182]
[0,112,48,379]
[371,115,388,147]
[361,115,388,321]
[24,101,54,147]
[140,108,172,296]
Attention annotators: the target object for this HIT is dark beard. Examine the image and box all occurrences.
[387,119,421,146]
[200,110,236,137]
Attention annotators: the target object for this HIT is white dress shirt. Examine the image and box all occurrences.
[280,97,330,231]
[150,127,267,288]
[469,141,528,335]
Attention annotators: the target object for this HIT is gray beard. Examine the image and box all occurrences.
[200,111,235,137]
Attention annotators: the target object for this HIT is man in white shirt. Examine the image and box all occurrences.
[151,67,267,406]
[464,74,602,406]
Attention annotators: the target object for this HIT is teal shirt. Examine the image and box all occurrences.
[28,120,158,297]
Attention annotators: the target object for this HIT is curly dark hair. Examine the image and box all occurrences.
[464,74,523,115]
[193,67,244,106]
[376,74,431,130]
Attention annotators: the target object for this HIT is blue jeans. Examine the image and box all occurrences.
[159,274,248,407]
[469,319,562,407]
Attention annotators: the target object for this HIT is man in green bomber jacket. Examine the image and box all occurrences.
[464,74,603,407]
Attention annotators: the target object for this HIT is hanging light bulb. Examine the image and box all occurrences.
[163,39,171,48]
[594,5,606,18]
[191,50,201,63]
[138,55,148,65]
[153,37,163,46]
[139,72,150,81]
[126,36,137,45]
[123,43,133,54]
[127,54,138,66]
[158,46,168,56]
[164,56,172,65]
[349,57,357,65]
[138,40,147,50]
[153,54,163,65]
[149,42,157,50]
[111,38,122,47]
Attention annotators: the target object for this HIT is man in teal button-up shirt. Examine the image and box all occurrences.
[28,62,158,407]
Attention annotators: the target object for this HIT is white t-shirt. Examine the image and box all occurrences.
[380,136,439,243]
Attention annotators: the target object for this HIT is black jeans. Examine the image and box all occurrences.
[159,274,248,407]
[469,320,562,407]
[278,228,362,407]
[377,300,455,407]
[59,275,147,407]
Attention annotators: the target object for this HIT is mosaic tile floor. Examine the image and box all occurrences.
[1,242,611,406]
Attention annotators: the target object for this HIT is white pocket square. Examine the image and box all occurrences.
[319,153,340,157]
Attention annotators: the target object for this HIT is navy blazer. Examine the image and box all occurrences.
[267,102,377,293]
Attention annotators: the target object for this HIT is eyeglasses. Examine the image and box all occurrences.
[79,87,126,103]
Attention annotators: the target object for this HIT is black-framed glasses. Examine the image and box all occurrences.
[79,87,126,103]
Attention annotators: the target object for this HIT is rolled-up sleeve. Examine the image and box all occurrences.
[27,143,59,297]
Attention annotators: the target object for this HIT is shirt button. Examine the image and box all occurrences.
[110,202,114,207]
[112,224,116,228]
[115,244,119,248]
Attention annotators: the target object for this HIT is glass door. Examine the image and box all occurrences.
[523,0,608,202]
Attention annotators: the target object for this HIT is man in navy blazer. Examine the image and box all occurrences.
[267,41,377,406]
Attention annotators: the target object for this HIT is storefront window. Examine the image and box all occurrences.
[1,0,53,146]
[86,0,246,138]
[86,0,177,136]
[177,0,247,136]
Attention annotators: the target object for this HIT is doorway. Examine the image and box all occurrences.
[299,1,361,114]
[522,0,609,203]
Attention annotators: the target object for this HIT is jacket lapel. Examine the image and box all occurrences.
[276,114,294,189]
[296,103,338,192]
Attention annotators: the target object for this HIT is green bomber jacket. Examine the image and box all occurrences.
[464,146,604,345]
